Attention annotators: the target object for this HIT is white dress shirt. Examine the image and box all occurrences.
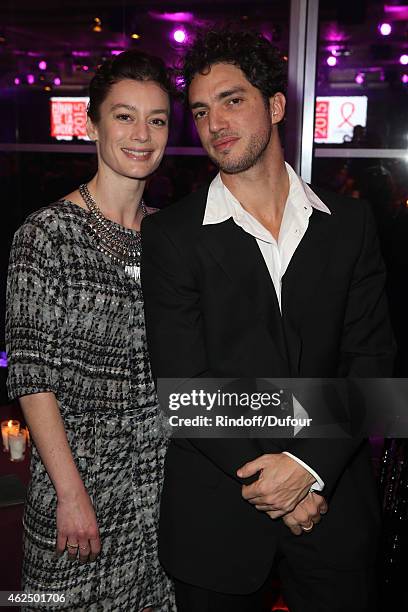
[203,162,331,491]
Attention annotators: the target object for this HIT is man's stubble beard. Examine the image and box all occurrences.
[207,116,273,175]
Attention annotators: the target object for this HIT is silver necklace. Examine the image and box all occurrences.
[79,183,147,281]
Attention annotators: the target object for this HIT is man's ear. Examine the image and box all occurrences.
[270,92,286,124]
[86,116,98,141]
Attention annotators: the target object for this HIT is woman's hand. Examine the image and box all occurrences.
[18,393,101,564]
[56,485,101,563]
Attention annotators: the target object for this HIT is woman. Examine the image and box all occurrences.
[6,50,175,611]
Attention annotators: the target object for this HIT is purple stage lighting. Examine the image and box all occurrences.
[355,73,365,84]
[39,60,47,70]
[400,54,408,65]
[327,56,337,67]
[53,77,61,86]
[14,77,20,85]
[175,75,185,89]
[82,65,89,71]
[379,23,392,36]
[402,74,408,84]
[173,28,187,44]
[27,74,35,84]
[151,11,194,23]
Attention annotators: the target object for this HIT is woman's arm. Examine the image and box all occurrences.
[20,392,101,563]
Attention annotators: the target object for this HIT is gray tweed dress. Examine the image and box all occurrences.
[6,201,175,611]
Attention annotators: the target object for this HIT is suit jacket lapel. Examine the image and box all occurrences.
[200,219,290,367]
[281,209,335,373]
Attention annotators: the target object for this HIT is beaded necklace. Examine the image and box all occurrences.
[79,183,146,280]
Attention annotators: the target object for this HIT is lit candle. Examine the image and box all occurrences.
[8,429,26,462]
[1,421,9,451]
[1,420,19,452]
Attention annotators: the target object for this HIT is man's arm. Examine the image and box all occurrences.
[240,199,394,504]
[141,213,279,482]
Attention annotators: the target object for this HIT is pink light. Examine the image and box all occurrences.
[38,60,47,70]
[173,28,187,43]
[384,5,408,19]
[72,51,91,57]
[110,49,123,56]
[150,11,194,23]
[14,77,20,85]
[355,73,365,84]
[379,23,392,36]
[82,65,89,71]
[400,54,408,65]
[27,74,35,84]
[53,77,61,86]
[175,75,185,89]
[327,56,337,67]
[402,74,408,84]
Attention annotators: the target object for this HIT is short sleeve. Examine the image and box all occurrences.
[6,221,65,400]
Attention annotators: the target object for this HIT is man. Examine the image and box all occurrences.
[141,29,393,612]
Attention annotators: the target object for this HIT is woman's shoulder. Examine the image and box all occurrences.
[19,200,87,238]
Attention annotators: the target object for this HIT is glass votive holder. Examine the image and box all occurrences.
[1,420,20,452]
[8,429,26,462]
[1,421,9,452]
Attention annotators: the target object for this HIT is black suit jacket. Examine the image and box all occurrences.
[141,183,394,594]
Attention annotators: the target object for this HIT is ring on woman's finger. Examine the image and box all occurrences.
[66,542,79,549]
[79,545,89,551]
[301,522,314,532]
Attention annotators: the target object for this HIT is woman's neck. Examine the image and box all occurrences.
[86,170,146,231]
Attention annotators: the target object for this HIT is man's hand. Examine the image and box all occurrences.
[237,453,316,518]
[274,491,328,535]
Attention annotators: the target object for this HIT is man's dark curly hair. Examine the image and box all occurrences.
[182,28,287,102]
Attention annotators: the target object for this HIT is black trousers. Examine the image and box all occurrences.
[173,528,378,612]
[174,575,274,612]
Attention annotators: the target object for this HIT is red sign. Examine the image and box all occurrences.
[314,100,329,139]
[50,97,89,140]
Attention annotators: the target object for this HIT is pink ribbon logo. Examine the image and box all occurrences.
[338,102,356,128]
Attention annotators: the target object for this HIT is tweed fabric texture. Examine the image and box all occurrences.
[6,201,175,611]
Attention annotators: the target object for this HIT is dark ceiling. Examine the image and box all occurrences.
[0,0,407,90]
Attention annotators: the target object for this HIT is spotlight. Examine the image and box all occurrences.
[44,85,51,92]
[400,54,408,65]
[173,28,187,44]
[110,49,123,56]
[131,33,140,40]
[82,65,89,71]
[327,56,337,67]
[355,72,365,84]
[402,74,408,84]
[38,60,47,70]
[53,77,61,86]
[379,23,392,36]
[93,17,102,33]
[27,74,35,85]
[14,77,20,85]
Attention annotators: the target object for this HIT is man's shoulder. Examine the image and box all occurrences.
[311,185,368,214]
[145,183,210,233]
[311,185,370,227]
